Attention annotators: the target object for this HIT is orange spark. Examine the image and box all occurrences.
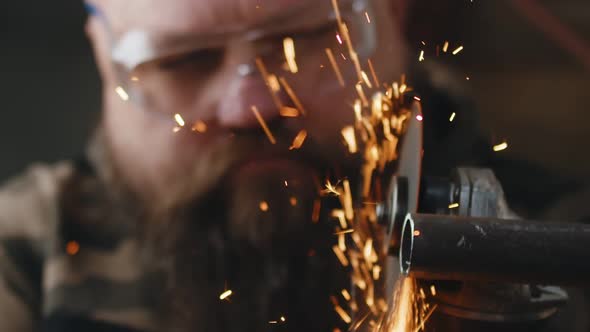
[259,201,269,212]
[280,106,300,117]
[332,245,350,267]
[325,48,346,86]
[279,77,307,116]
[255,58,284,110]
[341,289,351,301]
[334,304,352,324]
[341,126,358,154]
[289,130,308,150]
[191,120,207,133]
[334,229,354,235]
[283,37,299,73]
[312,199,321,223]
[66,241,80,256]
[356,83,369,107]
[443,41,449,53]
[290,197,298,206]
[251,106,277,144]
[361,71,373,88]
[367,59,380,87]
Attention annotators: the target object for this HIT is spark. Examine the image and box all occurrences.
[333,245,350,267]
[280,316,286,322]
[448,203,460,209]
[430,285,437,296]
[399,83,407,94]
[416,115,424,122]
[336,33,343,44]
[279,77,307,116]
[191,120,207,133]
[284,180,288,187]
[251,106,277,144]
[338,233,346,251]
[365,11,371,23]
[259,201,269,212]
[466,76,470,81]
[364,238,373,260]
[373,265,381,280]
[334,304,352,323]
[255,58,284,110]
[130,76,139,82]
[356,83,369,107]
[268,74,281,92]
[324,180,341,196]
[452,46,464,55]
[341,53,347,60]
[449,112,456,122]
[332,209,348,229]
[341,126,358,153]
[334,229,354,235]
[413,305,438,332]
[283,37,299,74]
[269,321,278,324]
[289,130,308,150]
[325,48,345,86]
[66,241,80,256]
[342,179,354,220]
[341,289,352,301]
[172,126,181,133]
[290,197,298,206]
[419,50,425,62]
[367,59,380,86]
[174,113,186,127]
[442,41,449,53]
[115,86,129,101]
[361,71,373,88]
[493,141,508,152]
[413,96,421,101]
[312,199,321,223]
[219,290,233,300]
[280,106,300,117]
[413,230,421,236]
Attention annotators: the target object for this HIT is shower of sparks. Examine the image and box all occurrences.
[367,59,380,86]
[279,77,307,116]
[449,112,456,122]
[289,130,308,150]
[452,46,464,55]
[251,106,277,144]
[365,11,371,23]
[418,50,425,62]
[442,41,449,53]
[259,201,269,212]
[326,48,346,86]
[493,142,509,152]
[283,37,299,74]
[115,86,129,101]
[280,106,300,117]
[174,113,186,127]
[191,120,207,133]
[219,290,233,300]
[449,203,460,209]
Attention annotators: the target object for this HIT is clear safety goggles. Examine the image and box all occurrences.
[88,0,378,126]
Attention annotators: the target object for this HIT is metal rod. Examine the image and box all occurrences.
[399,213,590,284]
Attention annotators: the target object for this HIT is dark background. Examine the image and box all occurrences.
[0,1,588,215]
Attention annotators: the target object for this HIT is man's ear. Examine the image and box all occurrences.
[85,17,116,88]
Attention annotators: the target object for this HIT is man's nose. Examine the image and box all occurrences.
[216,41,286,129]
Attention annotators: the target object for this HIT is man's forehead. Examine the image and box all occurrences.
[99,0,317,37]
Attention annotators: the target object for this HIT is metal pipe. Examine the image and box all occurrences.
[399,213,590,284]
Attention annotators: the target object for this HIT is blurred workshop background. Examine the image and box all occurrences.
[0,0,588,217]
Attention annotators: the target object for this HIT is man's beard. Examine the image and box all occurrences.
[93,127,357,331]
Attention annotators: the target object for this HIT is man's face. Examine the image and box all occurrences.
[87,0,407,329]
[89,0,407,206]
